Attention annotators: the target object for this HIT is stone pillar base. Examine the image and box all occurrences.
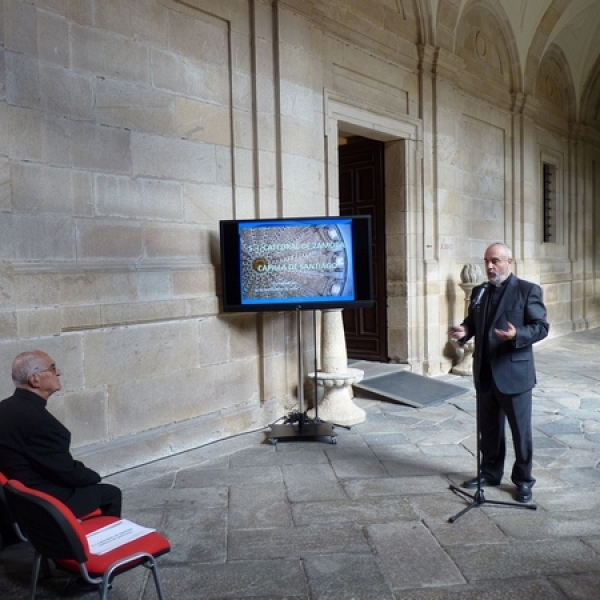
[451,340,474,376]
[306,368,365,426]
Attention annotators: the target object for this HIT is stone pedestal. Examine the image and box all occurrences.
[451,264,482,376]
[307,308,366,426]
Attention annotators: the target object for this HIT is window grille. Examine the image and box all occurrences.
[543,163,554,243]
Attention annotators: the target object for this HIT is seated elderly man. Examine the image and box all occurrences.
[0,350,121,518]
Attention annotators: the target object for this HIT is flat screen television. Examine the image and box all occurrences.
[219,215,374,312]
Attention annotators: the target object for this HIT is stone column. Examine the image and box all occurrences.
[307,309,366,426]
[451,264,482,376]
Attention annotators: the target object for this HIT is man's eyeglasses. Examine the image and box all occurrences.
[37,364,58,374]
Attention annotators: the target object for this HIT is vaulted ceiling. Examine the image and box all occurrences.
[430,0,600,110]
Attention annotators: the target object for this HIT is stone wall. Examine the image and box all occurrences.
[0,0,598,473]
[0,0,301,473]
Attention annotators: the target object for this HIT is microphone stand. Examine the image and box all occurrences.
[448,283,537,523]
[447,395,537,522]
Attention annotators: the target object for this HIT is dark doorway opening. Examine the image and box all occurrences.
[339,137,388,362]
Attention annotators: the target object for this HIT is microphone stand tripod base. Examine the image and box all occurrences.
[448,483,537,523]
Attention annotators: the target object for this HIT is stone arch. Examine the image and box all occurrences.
[535,44,576,126]
[319,0,430,46]
[454,0,521,96]
[580,54,600,129]
[412,0,434,46]
[386,0,432,46]
[435,0,462,52]
[523,0,569,97]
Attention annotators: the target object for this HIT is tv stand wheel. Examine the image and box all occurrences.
[331,437,337,444]
[269,437,278,445]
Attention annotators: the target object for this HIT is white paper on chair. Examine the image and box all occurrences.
[87,519,156,555]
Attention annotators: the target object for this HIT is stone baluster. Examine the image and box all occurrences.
[451,264,483,376]
[307,308,366,426]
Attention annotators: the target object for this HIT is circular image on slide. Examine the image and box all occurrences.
[240,222,353,301]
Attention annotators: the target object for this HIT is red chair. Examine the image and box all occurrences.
[0,471,28,544]
[1,471,60,586]
[4,479,171,600]
[1,471,100,545]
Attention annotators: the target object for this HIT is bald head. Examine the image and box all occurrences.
[12,351,47,386]
[486,242,512,260]
[484,243,513,286]
[12,350,62,400]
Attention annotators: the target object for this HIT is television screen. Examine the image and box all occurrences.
[219,216,374,312]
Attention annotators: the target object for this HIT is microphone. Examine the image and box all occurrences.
[472,282,489,308]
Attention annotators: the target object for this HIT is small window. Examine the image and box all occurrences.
[542,162,555,243]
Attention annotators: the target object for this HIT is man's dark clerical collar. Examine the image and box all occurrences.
[493,273,513,288]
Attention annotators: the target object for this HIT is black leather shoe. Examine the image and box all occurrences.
[515,484,533,503]
[461,475,501,489]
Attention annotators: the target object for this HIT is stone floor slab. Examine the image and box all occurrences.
[446,539,600,581]
[228,523,371,560]
[229,483,293,529]
[303,553,394,600]
[490,508,600,540]
[551,574,600,600]
[366,521,466,590]
[148,560,308,599]
[392,579,569,600]
[282,463,346,502]
[291,496,418,526]
[343,475,450,499]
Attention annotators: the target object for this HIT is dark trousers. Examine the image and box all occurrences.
[478,378,535,486]
[64,483,122,519]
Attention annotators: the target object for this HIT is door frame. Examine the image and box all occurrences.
[324,91,426,370]
[338,137,388,361]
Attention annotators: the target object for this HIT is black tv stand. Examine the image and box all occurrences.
[269,412,337,444]
[268,309,337,445]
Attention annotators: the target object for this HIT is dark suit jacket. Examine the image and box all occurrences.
[461,274,549,395]
[0,388,101,504]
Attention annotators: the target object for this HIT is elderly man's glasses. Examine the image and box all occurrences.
[37,364,58,374]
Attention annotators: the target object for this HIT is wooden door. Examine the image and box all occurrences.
[339,138,388,362]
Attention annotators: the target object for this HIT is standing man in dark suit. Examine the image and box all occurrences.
[0,350,121,518]
[450,243,549,503]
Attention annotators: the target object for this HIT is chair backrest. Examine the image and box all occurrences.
[0,471,10,517]
[0,471,27,543]
[4,479,89,563]
[0,472,14,523]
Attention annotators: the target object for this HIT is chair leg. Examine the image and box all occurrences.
[99,571,114,600]
[97,554,166,600]
[41,556,53,578]
[99,580,109,600]
[29,552,42,600]
[148,561,167,600]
